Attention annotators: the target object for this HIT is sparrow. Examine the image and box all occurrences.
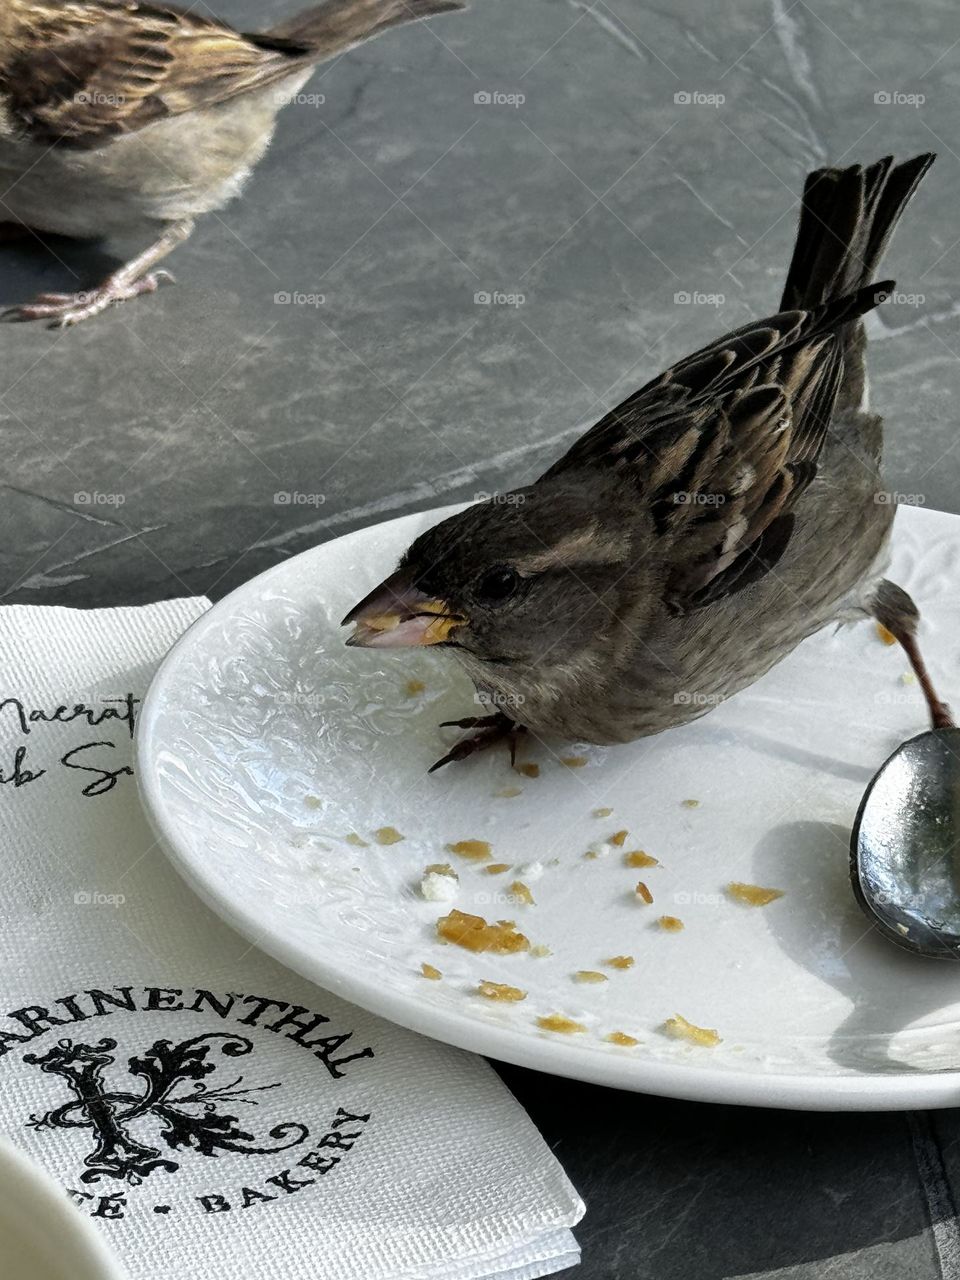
[344,153,954,770]
[0,0,464,325]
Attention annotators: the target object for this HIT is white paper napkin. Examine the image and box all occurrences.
[0,599,583,1280]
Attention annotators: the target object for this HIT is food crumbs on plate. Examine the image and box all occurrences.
[477,979,526,1002]
[516,762,540,779]
[607,1031,639,1047]
[573,970,607,984]
[901,671,916,685]
[345,832,369,848]
[657,914,683,931]
[537,1014,587,1034]
[436,909,530,954]
[625,850,659,868]
[605,955,635,970]
[485,863,511,875]
[876,622,897,645]
[593,807,613,818]
[420,864,459,902]
[662,1014,720,1047]
[420,963,442,981]
[610,830,629,847]
[405,678,426,696]
[446,839,492,862]
[726,881,785,907]
[635,882,654,904]
[681,798,700,809]
[509,880,535,906]
[496,786,523,798]
[561,755,588,768]
[304,795,322,810]
[375,826,404,846]
[530,944,552,958]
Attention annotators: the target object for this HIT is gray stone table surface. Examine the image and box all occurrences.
[3,1,960,1276]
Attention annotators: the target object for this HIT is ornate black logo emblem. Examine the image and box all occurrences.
[24,1033,308,1185]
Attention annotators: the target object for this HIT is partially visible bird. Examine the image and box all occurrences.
[0,0,464,325]
[344,153,952,770]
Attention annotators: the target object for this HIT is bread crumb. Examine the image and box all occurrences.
[530,944,552,958]
[625,850,658,868]
[477,980,526,1002]
[509,880,535,906]
[436,909,530,954]
[657,915,684,931]
[496,786,523,798]
[606,1031,639,1047]
[610,830,628,847]
[537,1014,586,1034]
[375,826,404,845]
[593,807,613,818]
[304,795,322,810]
[517,860,544,881]
[726,881,784,907]
[420,963,442,981]
[561,755,588,768]
[420,865,459,902]
[585,841,612,861]
[876,622,897,646]
[635,882,653,904]
[605,955,635,970]
[662,1014,720,1047]
[516,763,540,779]
[485,862,511,875]
[573,970,607,984]
[405,679,426,696]
[681,798,700,809]
[345,832,369,848]
[447,839,492,862]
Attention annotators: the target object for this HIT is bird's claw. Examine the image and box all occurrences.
[430,713,526,772]
[2,270,175,327]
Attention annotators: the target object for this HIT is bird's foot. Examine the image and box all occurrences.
[2,270,175,327]
[429,712,527,772]
[870,580,956,730]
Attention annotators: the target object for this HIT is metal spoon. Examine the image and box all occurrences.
[850,728,960,958]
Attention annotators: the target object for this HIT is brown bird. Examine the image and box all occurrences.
[0,0,464,325]
[344,154,953,770]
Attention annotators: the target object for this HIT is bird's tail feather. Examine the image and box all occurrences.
[780,153,934,311]
[268,0,465,53]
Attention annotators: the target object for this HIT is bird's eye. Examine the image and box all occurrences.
[475,565,520,604]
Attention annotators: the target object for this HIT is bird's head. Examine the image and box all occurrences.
[342,479,649,670]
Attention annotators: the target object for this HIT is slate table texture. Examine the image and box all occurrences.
[2,1,960,1277]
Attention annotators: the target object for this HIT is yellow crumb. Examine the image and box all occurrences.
[657,915,684,931]
[573,970,608,984]
[424,862,456,877]
[530,944,553,958]
[681,798,700,809]
[606,1031,639,1047]
[374,826,404,845]
[593,807,613,818]
[345,832,369,848]
[605,955,635,970]
[420,963,442,981]
[485,862,511,875]
[876,622,897,646]
[662,1014,720,1047]
[625,850,659,868]
[537,1014,587,1034]
[436,909,530,954]
[304,795,322,810]
[447,839,492,861]
[635,882,653,904]
[516,763,540,778]
[610,830,629,847]
[584,850,600,861]
[561,755,588,768]
[496,786,523,798]
[477,980,526,1002]
[726,881,785,907]
[405,678,426,696]
[509,880,535,906]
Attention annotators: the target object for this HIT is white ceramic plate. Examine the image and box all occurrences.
[137,502,960,1111]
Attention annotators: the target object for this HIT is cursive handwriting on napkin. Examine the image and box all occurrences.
[0,694,138,797]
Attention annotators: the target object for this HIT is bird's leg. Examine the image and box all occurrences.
[2,219,194,327]
[869,579,954,729]
[430,712,526,772]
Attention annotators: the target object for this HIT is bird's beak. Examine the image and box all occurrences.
[342,570,465,648]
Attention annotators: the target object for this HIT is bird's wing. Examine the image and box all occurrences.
[2,0,311,148]
[540,283,888,612]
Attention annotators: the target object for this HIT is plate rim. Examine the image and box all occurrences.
[136,503,960,1112]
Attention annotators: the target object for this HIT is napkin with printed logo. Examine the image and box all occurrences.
[0,600,583,1280]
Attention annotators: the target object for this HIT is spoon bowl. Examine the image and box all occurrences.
[851,728,960,958]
